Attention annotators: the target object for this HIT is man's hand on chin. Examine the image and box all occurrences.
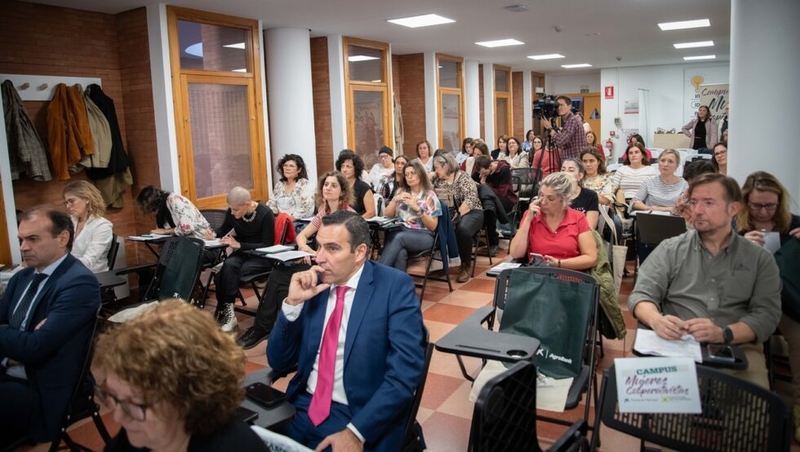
[315,428,363,452]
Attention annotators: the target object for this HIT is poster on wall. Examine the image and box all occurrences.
[699,84,729,124]
[683,66,729,123]
[624,100,639,115]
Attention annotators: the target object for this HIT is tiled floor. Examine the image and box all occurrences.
[46,249,800,452]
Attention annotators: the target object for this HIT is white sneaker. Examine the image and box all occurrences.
[218,303,238,333]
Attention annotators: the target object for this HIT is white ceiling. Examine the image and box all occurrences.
[31,0,731,75]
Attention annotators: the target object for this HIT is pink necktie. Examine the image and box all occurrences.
[308,285,349,426]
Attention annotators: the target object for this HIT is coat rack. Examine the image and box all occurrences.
[1,74,102,102]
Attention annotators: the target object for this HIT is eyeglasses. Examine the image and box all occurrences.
[748,202,778,212]
[714,150,728,156]
[63,198,79,207]
[94,385,149,421]
[404,170,418,178]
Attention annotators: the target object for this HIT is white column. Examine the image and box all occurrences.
[424,52,438,148]
[729,0,800,202]
[146,4,180,193]
[328,35,347,157]
[264,28,318,185]
[522,71,532,135]
[464,60,480,138]
[482,63,495,146]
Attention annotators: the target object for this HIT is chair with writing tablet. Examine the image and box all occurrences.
[589,363,791,452]
[635,212,686,247]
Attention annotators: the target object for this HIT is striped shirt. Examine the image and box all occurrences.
[633,176,688,208]
[611,165,658,199]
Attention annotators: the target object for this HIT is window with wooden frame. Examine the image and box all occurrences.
[437,54,464,154]
[167,7,267,208]
[494,65,512,139]
[343,37,391,169]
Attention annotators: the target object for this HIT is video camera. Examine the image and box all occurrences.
[533,95,558,119]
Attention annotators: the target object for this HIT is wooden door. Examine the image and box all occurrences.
[583,94,601,134]
[0,174,11,267]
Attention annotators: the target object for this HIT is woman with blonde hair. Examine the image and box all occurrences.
[63,180,113,272]
[510,172,597,270]
[93,300,268,451]
[737,171,800,444]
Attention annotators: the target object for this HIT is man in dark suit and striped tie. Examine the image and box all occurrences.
[0,206,100,447]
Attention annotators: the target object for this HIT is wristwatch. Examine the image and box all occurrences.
[722,326,734,345]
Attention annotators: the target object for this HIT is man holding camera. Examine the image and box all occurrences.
[539,95,587,160]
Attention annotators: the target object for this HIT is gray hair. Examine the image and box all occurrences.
[433,153,459,175]
[226,186,251,205]
[539,172,578,203]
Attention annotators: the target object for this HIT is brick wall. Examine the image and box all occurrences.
[478,65,484,139]
[512,72,524,139]
[396,54,425,157]
[310,37,334,176]
[0,1,155,269]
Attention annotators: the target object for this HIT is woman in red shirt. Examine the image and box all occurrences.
[510,172,598,270]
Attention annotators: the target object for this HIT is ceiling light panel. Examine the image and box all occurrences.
[475,39,524,48]
[387,14,455,28]
[673,41,714,49]
[658,19,710,31]
[683,55,716,61]
[561,63,592,69]
[528,54,565,60]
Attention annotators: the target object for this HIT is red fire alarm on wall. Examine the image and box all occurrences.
[604,86,614,99]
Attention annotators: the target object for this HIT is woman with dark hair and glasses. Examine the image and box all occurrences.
[380,160,442,272]
[93,300,268,452]
[711,142,728,175]
[267,154,315,220]
[737,171,800,444]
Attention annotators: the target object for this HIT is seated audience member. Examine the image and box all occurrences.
[530,137,561,178]
[632,149,688,212]
[711,141,728,175]
[211,187,275,332]
[267,154,315,220]
[629,173,781,389]
[432,153,484,283]
[379,154,408,204]
[63,180,113,272]
[560,159,600,229]
[610,143,658,200]
[500,136,529,168]
[460,139,489,176]
[457,137,473,166]
[682,105,718,153]
[672,159,718,223]
[0,207,100,447]
[336,150,375,219]
[412,140,435,174]
[521,129,536,154]
[509,172,597,270]
[380,160,442,271]
[473,155,518,257]
[267,211,425,450]
[93,300,268,452]
[736,171,800,442]
[581,147,614,206]
[585,131,605,159]
[490,135,508,160]
[135,185,212,239]
[236,171,354,349]
[368,146,395,192]
[627,134,653,160]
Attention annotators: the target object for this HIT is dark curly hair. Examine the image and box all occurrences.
[92,300,245,435]
[135,185,169,214]
[335,150,365,180]
[277,154,309,182]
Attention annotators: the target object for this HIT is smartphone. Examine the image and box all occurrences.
[233,406,259,424]
[529,253,547,266]
[706,344,736,363]
[245,382,286,408]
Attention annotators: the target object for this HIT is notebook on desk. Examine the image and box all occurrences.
[636,212,687,245]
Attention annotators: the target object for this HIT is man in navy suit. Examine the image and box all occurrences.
[0,207,100,446]
[267,211,425,451]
